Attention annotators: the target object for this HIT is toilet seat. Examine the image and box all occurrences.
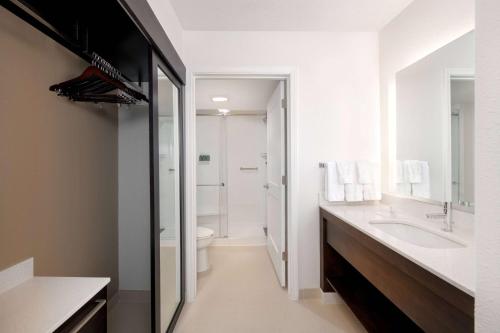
[197,226,214,239]
[197,227,214,273]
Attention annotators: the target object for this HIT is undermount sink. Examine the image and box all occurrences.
[369,220,466,249]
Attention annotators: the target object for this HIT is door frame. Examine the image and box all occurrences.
[443,68,475,211]
[185,67,300,302]
[150,51,186,333]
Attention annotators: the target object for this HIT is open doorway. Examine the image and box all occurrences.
[195,79,286,287]
[194,78,288,287]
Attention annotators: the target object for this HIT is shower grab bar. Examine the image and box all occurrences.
[240,167,259,171]
[197,183,225,187]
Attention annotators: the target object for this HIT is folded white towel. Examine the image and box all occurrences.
[336,161,356,184]
[412,161,430,198]
[324,162,345,201]
[406,160,423,184]
[357,160,374,184]
[396,160,406,183]
[345,184,363,202]
[362,184,380,200]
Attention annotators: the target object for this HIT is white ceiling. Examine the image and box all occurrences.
[170,0,413,31]
[196,79,279,114]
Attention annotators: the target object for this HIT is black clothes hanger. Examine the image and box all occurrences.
[49,53,148,105]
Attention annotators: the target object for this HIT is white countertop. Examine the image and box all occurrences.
[320,204,475,296]
[0,276,110,333]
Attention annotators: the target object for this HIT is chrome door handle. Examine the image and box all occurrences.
[197,183,225,187]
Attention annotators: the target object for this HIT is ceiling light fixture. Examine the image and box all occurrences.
[212,96,228,102]
[218,108,230,114]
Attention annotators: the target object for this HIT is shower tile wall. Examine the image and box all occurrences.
[196,116,224,236]
[226,116,267,242]
[196,115,267,244]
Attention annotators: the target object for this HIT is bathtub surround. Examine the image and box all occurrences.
[0,7,118,296]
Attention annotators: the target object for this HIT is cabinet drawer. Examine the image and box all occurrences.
[54,287,107,333]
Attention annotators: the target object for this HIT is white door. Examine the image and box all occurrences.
[266,81,286,287]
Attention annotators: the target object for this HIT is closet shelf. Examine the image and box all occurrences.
[49,53,148,105]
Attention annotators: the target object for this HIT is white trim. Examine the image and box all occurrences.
[443,68,475,203]
[0,258,33,294]
[211,238,266,247]
[185,66,300,302]
[321,291,344,305]
[298,288,344,305]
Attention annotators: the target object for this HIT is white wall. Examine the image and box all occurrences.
[379,0,475,194]
[118,105,151,291]
[146,0,184,57]
[476,0,500,330]
[183,31,380,288]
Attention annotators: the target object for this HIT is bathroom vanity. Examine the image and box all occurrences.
[320,205,474,333]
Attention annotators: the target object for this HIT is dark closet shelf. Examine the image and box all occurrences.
[1,0,151,84]
[326,274,423,332]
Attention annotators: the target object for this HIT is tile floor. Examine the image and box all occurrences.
[175,246,365,333]
[108,291,151,333]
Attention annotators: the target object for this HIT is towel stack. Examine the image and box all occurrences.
[396,160,430,198]
[324,161,381,202]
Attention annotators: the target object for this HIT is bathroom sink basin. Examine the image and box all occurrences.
[369,220,466,249]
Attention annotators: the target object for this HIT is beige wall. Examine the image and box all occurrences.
[0,8,118,295]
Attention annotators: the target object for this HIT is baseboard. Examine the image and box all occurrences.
[107,291,119,311]
[321,291,344,304]
[299,288,344,305]
[211,238,266,246]
[113,290,151,304]
[299,288,322,300]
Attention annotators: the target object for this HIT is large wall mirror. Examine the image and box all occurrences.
[151,54,185,333]
[394,31,475,210]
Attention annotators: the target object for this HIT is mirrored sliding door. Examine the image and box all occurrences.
[151,53,184,333]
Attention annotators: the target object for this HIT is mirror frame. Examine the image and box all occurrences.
[150,50,186,333]
[445,68,475,213]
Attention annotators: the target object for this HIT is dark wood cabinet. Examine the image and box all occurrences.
[320,208,474,333]
[55,287,107,333]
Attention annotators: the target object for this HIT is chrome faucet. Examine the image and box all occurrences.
[426,202,453,232]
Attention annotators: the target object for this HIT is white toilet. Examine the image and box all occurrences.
[197,226,214,273]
